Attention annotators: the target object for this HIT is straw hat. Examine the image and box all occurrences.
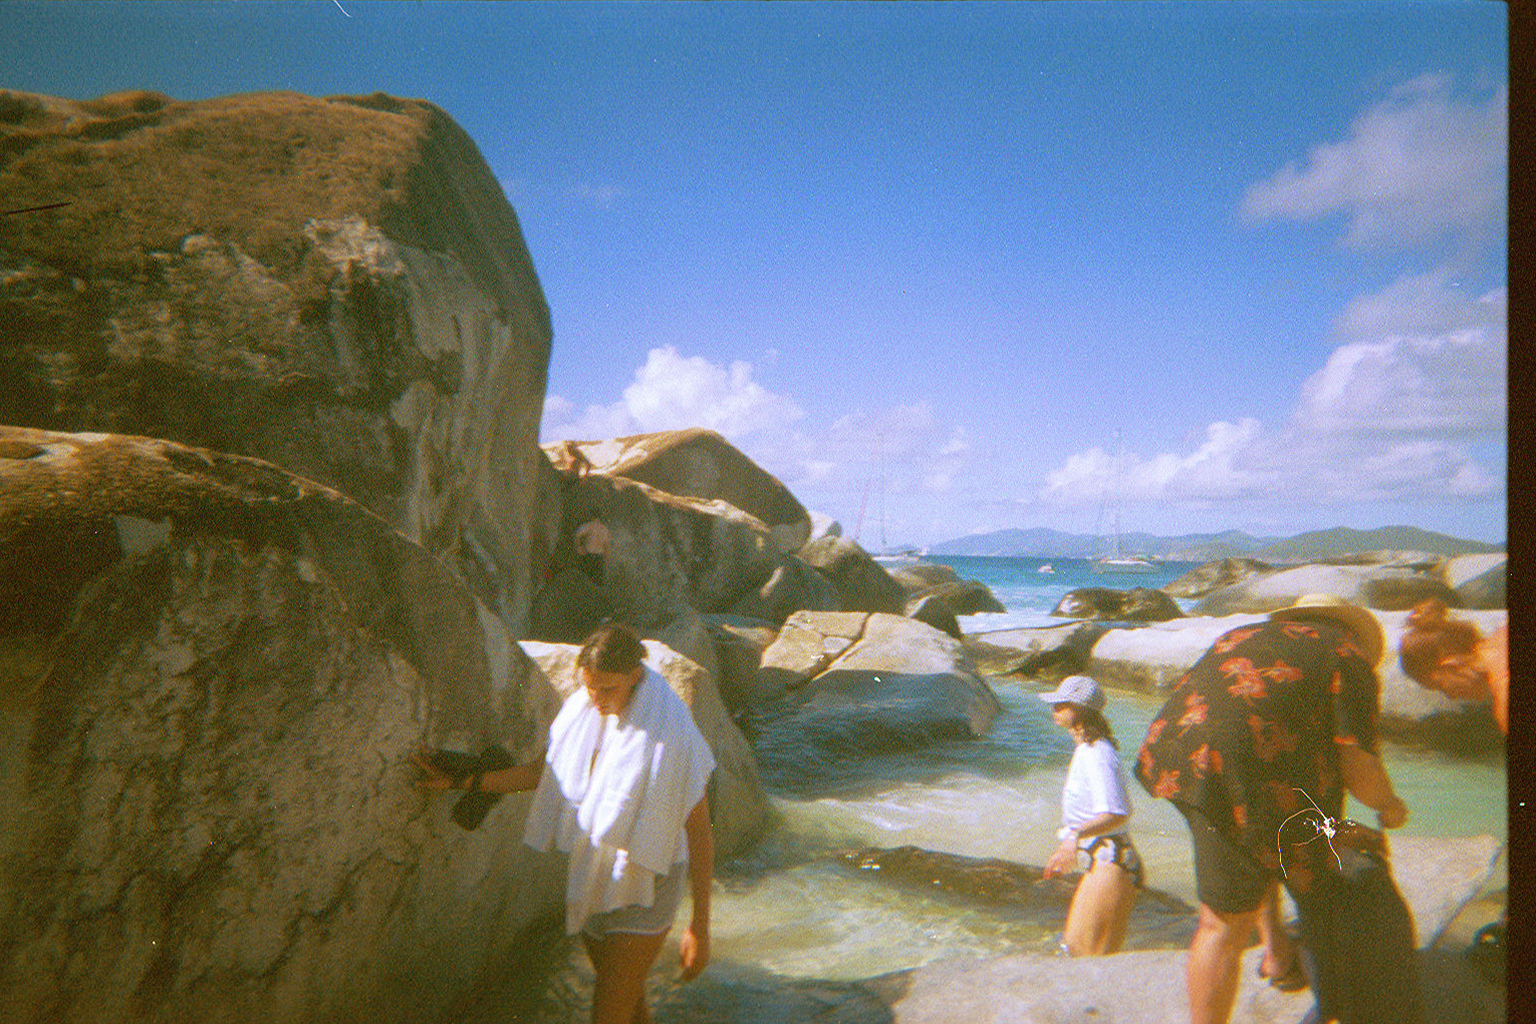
[1268,594,1385,667]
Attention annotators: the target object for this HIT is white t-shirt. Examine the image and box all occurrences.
[1059,738,1133,838]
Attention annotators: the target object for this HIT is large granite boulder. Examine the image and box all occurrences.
[796,535,906,614]
[548,428,812,554]
[1052,586,1185,622]
[963,622,1110,679]
[726,552,842,624]
[906,578,1007,617]
[539,471,784,638]
[701,614,778,724]
[1443,553,1506,610]
[0,90,554,635]
[0,428,569,1024]
[756,610,870,703]
[515,638,769,857]
[752,615,1003,790]
[1162,557,1274,599]
[1194,563,1460,615]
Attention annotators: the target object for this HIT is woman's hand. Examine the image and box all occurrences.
[678,922,709,981]
[410,745,458,792]
[1043,839,1077,879]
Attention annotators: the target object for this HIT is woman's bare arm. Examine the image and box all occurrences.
[679,796,713,981]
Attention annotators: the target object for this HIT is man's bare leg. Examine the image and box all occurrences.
[1187,902,1260,1024]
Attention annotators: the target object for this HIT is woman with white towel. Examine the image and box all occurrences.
[415,622,715,1024]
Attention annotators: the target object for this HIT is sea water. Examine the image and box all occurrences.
[492,556,1507,1021]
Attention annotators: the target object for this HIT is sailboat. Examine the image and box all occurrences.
[859,433,926,565]
[1091,430,1156,575]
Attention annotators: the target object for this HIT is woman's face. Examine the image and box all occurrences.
[582,665,643,716]
[1420,651,1491,701]
[1051,703,1075,731]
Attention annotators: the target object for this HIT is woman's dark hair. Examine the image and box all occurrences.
[1399,598,1481,683]
[1066,703,1117,749]
[578,621,645,674]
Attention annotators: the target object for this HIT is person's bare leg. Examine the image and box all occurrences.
[1255,882,1297,980]
[1062,862,1137,955]
[1186,902,1260,1024]
[582,931,669,1024]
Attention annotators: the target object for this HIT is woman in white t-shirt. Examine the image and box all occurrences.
[1040,674,1142,955]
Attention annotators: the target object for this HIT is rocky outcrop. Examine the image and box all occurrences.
[547,429,812,554]
[0,89,553,635]
[0,428,568,1024]
[1052,586,1185,622]
[1443,553,1506,610]
[1163,557,1273,599]
[726,552,841,624]
[1194,563,1460,616]
[963,622,1109,679]
[533,471,785,639]
[751,614,1003,790]
[906,595,963,639]
[797,535,907,614]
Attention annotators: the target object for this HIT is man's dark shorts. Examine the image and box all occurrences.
[1177,802,1272,914]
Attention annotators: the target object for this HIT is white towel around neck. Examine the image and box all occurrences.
[523,666,715,934]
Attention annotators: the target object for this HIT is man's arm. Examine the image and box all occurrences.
[1338,744,1408,828]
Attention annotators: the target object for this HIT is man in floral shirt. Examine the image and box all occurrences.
[1135,595,1418,1024]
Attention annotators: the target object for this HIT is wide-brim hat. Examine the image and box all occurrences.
[1268,594,1385,668]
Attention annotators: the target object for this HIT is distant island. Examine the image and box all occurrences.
[927,524,1503,563]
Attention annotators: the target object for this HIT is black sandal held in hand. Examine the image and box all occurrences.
[421,746,515,831]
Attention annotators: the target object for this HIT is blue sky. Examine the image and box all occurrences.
[2,1,1508,545]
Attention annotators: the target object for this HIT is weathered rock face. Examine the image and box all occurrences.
[1162,557,1274,599]
[962,622,1109,680]
[1051,586,1184,622]
[1193,563,1460,616]
[726,552,842,624]
[1443,553,1506,610]
[797,535,906,614]
[0,90,553,634]
[751,614,1003,791]
[539,471,784,635]
[0,428,569,1024]
[548,429,812,554]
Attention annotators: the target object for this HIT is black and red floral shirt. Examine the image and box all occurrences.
[1133,617,1380,888]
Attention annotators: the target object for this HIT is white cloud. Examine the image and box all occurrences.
[1036,266,1505,514]
[1241,75,1506,249]
[542,345,803,442]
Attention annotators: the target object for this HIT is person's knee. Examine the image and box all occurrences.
[1195,902,1261,945]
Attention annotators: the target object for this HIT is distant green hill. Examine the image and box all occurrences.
[930,524,1502,562]
[1252,525,1503,562]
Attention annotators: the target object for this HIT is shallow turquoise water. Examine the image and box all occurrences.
[493,556,1506,1019]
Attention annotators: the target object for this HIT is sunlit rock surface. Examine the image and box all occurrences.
[0,89,553,634]
[0,427,567,1024]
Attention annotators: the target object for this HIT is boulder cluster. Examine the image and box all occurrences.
[0,89,1008,1024]
[0,89,1504,1024]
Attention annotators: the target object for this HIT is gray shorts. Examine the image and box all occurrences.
[580,861,688,939]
